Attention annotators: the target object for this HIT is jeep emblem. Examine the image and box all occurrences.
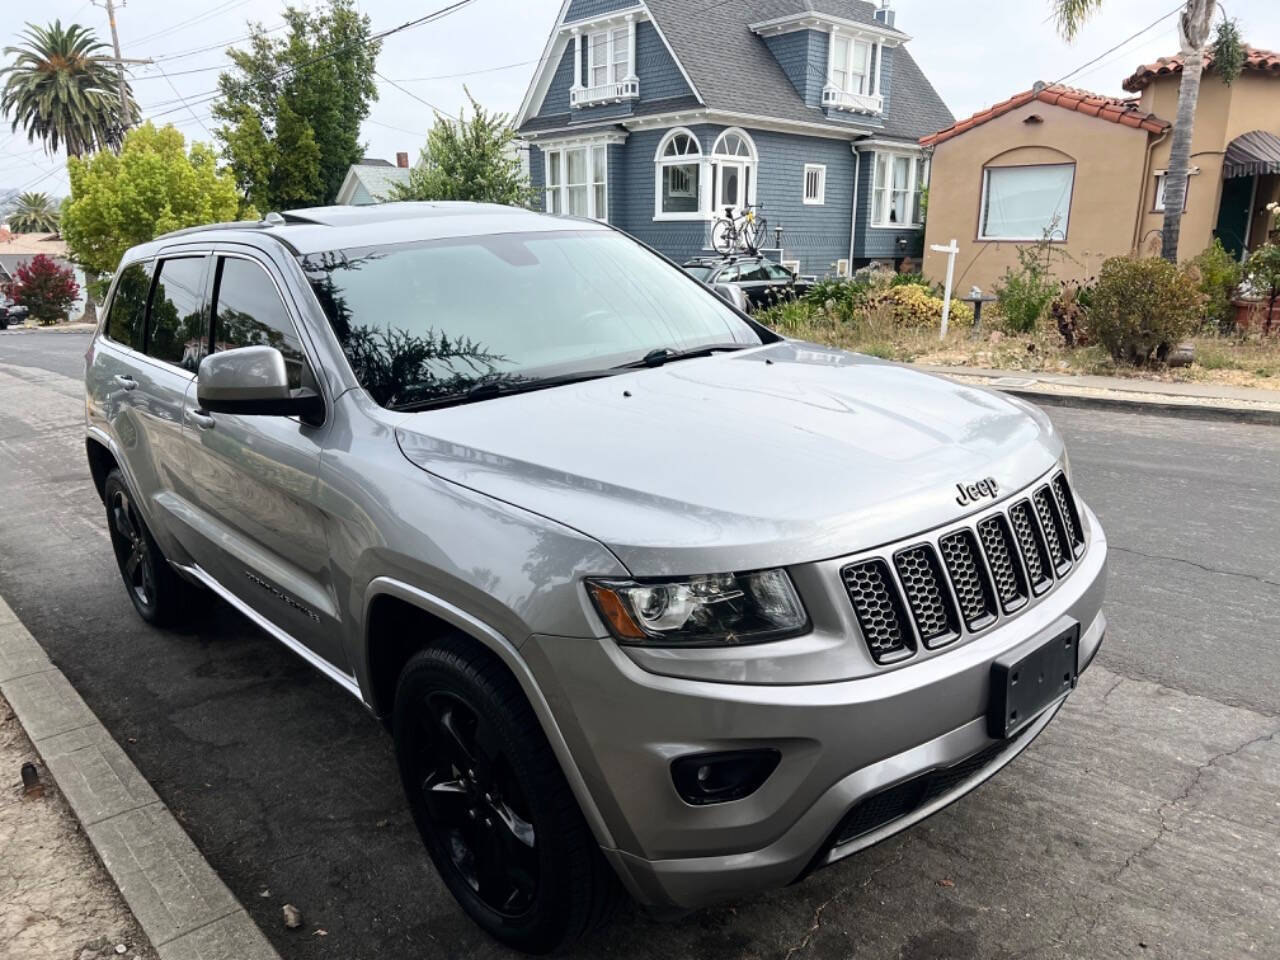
[955,477,999,506]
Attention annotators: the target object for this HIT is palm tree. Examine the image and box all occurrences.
[1052,0,1216,262]
[5,191,60,233]
[0,20,137,157]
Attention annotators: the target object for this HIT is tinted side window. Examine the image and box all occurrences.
[147,258,208,372]
[737,264,769,283]
[105,262,152,350]
[212,257,307,390]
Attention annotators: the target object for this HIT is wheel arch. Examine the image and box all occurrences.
[85,435,119,503]
[360,577,618,850]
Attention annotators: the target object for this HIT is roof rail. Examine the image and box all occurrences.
[153,219,303,256]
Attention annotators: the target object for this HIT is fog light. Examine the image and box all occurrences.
[671,749,781,805]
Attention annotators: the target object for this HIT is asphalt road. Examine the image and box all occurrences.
[1,330,1277,960]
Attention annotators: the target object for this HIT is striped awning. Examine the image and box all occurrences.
[1223,130,1280,178]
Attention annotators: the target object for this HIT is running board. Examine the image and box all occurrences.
[173,561,364,702]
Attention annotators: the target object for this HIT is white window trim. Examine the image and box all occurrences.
[586,25,630,87]
[710,127,759,218]
[653,126,710,222]
[1153,170,1193,213]
[542,137,618,222]
[870,150,926,230]
[803,164,827,205]
[977,162,1076,242]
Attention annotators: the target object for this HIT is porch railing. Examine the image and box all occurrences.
[822,87,884,116]
[571,78,639,108]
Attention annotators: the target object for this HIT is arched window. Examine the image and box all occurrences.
[654,128,705,219]
[711,128,758,216]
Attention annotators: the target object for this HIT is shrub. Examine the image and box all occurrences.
[755,298,819,333]
[1049,280,1093,348]
[864,285,973,330]
[994,228,1073,333]
[10,254,79,325]
[1244,242,1280,336]
[852,262,895,289]
[803,276,868,319]
[890,271,931,290]
[1088,257,1201,365]
[1188,239,1244,333]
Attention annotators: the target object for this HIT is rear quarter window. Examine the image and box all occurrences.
[104,261,153,351]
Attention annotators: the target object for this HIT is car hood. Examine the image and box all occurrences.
[395,342,1064,576]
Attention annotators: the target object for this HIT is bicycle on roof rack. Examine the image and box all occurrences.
[711,204,767,257]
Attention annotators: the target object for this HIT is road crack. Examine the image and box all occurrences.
[1109,545,1280,590]
[780,851,905,960]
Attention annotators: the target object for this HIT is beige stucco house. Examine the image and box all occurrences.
[919,45,1280,295]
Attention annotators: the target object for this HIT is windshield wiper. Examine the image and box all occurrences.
[619,343,755,369]
[389,368,629,413]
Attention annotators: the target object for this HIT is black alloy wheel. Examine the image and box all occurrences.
[103,468,197,626]
[413,689,539,916]
[393,640,620,954]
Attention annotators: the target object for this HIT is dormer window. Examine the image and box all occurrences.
[569,15,640,107]
[831,36,871,96]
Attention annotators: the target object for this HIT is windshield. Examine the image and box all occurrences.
[300,229,765,410]
[682,264,713,282]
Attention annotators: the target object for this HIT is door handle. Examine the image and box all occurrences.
[113,374,137,391]
[187,410,216,431]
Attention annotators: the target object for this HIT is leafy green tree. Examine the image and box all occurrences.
[61,122,253,276]
[10,253,80,324]
[1051,0,1242,261]
[213,0,380,211]
[1,21,137,156]
[389,91,534,207]
[1245,243,1280,336]
[5,191,60,233]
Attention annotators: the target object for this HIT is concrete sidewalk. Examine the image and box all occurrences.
[918,363,1280,425]
[1,321,98,334]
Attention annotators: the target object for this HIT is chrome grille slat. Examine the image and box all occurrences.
[840,474,1087,665]
[893,544,960,647]
[840,559,915,664]
[938,529,998,631]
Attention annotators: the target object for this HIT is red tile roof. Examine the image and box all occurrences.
[1123,45,1280,92]
[919,84,1169,148]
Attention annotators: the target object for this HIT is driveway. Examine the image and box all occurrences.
[1,331,1277,960]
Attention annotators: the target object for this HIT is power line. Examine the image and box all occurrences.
[148,22,288,63]
[1051,3,1183,87]
[154,64,212,137]
[128,0,256,48]
[375,72,458,122]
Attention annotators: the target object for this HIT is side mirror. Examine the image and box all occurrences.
[713,282,751,314]
[196,346,323,421]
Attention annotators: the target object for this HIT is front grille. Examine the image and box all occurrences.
[938,530,998,631]
[1034,486,1072,575]
[841,559,915,664]
[976,514,1029,613]
[893,545,959,647]
[1051,474,1085,557]
[841,472,1086,665]
[831,737,1015,847]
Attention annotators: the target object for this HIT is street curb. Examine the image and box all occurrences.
[996,385,1280,426]
[0,324,96,334]
[0,594,281,960]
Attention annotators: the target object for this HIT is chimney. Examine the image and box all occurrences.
[396,151,409,168]
[874,0,895,28]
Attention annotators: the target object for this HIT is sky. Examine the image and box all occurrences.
[3,0,1279,198]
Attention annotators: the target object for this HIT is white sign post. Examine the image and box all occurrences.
[931,238,959,341]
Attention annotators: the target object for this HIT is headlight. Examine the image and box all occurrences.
[1059,448,1072,482]
[586,570,808,646]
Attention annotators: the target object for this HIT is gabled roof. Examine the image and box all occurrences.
[1123,44,1280,92]
[919,83,1169,147]
[517,0,952,141]
[335,163,411,204]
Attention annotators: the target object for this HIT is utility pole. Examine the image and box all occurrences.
[94,0,134,130]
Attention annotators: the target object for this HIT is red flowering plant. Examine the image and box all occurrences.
[11,254,80,325]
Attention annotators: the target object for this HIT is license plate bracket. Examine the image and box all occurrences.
[988,623,1079,739]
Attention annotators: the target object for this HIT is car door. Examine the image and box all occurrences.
[734,262,772,308]
[179,250,344,670]
[100,255,209,556]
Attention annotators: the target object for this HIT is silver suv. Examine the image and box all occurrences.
[85,203,1107,954]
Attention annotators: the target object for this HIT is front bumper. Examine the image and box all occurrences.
[522,508,1107,910]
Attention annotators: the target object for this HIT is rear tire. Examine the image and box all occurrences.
[711,218,737,256]
[103,469,197,626]
[393,638,620,954]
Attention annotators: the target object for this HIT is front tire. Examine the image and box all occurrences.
[393,639,620,954]
[103,469,196,626]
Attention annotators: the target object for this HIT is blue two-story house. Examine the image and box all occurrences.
[515,0,954,275]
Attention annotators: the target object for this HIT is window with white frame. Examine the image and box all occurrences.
[831,35,872,95]
[804,164,827,205]
[711,129,757,217]
[543,145,609,221]
[979,163,1075,241]
[872,152,926,227]
[1153,171,1188,212]
[655,129,703,217]
[587,26,630,88]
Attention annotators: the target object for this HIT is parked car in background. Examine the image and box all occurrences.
[682,256,814,311]
[86,203,1106,954]
[0,299,28,329]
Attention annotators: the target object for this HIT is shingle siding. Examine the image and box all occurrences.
[635,22,692,103]
[565,0,638,22]
[535,45,577,121]
[762,31,826,109]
